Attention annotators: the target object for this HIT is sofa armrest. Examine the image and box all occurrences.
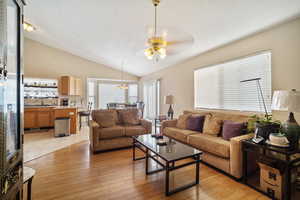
[230,133,254,179]
[89,120,101,152]
[161,119,177,134]
[141,119,152,133]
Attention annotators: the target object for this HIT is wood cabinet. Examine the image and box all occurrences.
[24,108,38,129]
[59,76,82,96]
[37,108,53,128]
[24,107,54,129]
[24,107,78,134]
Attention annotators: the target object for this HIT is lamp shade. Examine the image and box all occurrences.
[164,95,174,105]
[271,90,300,112]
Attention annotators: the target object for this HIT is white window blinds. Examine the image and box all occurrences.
[194,52,272,112]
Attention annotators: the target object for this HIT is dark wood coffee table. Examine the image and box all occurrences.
[132,134,202,196]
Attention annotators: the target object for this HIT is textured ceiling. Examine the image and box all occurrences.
[24,0,300,76]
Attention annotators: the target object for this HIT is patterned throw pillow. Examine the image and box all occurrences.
[186,115,205,132]
[94,112,116,128]
[203,114,223,136]
[120,109,140,125]
[176,114,192,129]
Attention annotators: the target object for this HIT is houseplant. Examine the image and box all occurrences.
[249,115,281,140]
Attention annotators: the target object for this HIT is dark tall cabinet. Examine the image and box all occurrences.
[0,0,24,199]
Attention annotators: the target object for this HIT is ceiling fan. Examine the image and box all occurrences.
[144,0,194,61]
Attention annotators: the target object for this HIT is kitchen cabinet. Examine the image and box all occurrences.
[24,107,78,134]
[24,108,38,129]
[59,76,82,96]
[37,108,53,128]
[24,107,54,129]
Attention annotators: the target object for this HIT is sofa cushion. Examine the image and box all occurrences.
[125,126,146,136]
[222,120,245,141]
[176,114,192,129]
[186,115,205,132]
[99,125,125,139]
[188,134,230,158]
[94,112,116,128]
[119,109,140,125]
[184,110,250,123]
[164,127,199,143]
[203,114,223,136]
[92,109,119,126]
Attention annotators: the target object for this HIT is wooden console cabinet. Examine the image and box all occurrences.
[59,76,82,96]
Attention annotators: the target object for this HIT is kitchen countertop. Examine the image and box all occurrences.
[24,105,88,111]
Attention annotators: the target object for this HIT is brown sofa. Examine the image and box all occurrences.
[162,109,254,179]
[89,109,152,153]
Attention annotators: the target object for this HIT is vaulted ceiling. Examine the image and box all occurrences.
[24,0,300,76]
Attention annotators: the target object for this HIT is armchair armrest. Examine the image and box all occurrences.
[89,120,101,152]
[161,119,177,134]
[141,119,152,133]
[230,133,254,179]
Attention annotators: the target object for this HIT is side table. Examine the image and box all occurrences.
[23,166,36,200]
[242,139,300,200]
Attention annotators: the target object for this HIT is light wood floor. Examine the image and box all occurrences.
[24,141,270,200]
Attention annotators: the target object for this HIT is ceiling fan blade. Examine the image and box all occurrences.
[167,38,194,46]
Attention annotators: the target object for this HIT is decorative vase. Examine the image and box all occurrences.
[282,113,300,148]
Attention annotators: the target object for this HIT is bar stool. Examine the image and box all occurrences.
[79,102,92,130]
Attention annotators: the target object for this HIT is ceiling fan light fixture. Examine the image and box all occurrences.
[144,36,167,60]
[144,47,154,60]
[158,47,166,58]
[144,46,166,60]
[145,0,166,61]
[23,21,36,32]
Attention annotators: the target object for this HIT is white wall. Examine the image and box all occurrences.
[24,38,139,102]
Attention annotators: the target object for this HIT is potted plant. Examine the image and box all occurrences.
[249,115,281,140]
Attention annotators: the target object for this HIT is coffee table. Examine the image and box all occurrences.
[132,134,202,196]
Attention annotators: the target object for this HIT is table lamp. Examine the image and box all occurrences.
[271,89,300,147]
[164,95,174,119]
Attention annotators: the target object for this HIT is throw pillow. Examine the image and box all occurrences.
[94,112,116,128]
[222,120,245,141]
[186,115,205,132]
[202,114,222,136]
[121,109,140,125]
[176,114,192,129]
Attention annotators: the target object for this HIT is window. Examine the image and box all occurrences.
[88,81,96,109]
[87,79,139,109]
[98,83,126,109]
[128,84,138,104]
[143,80,160,120]
[194,52,272,112]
